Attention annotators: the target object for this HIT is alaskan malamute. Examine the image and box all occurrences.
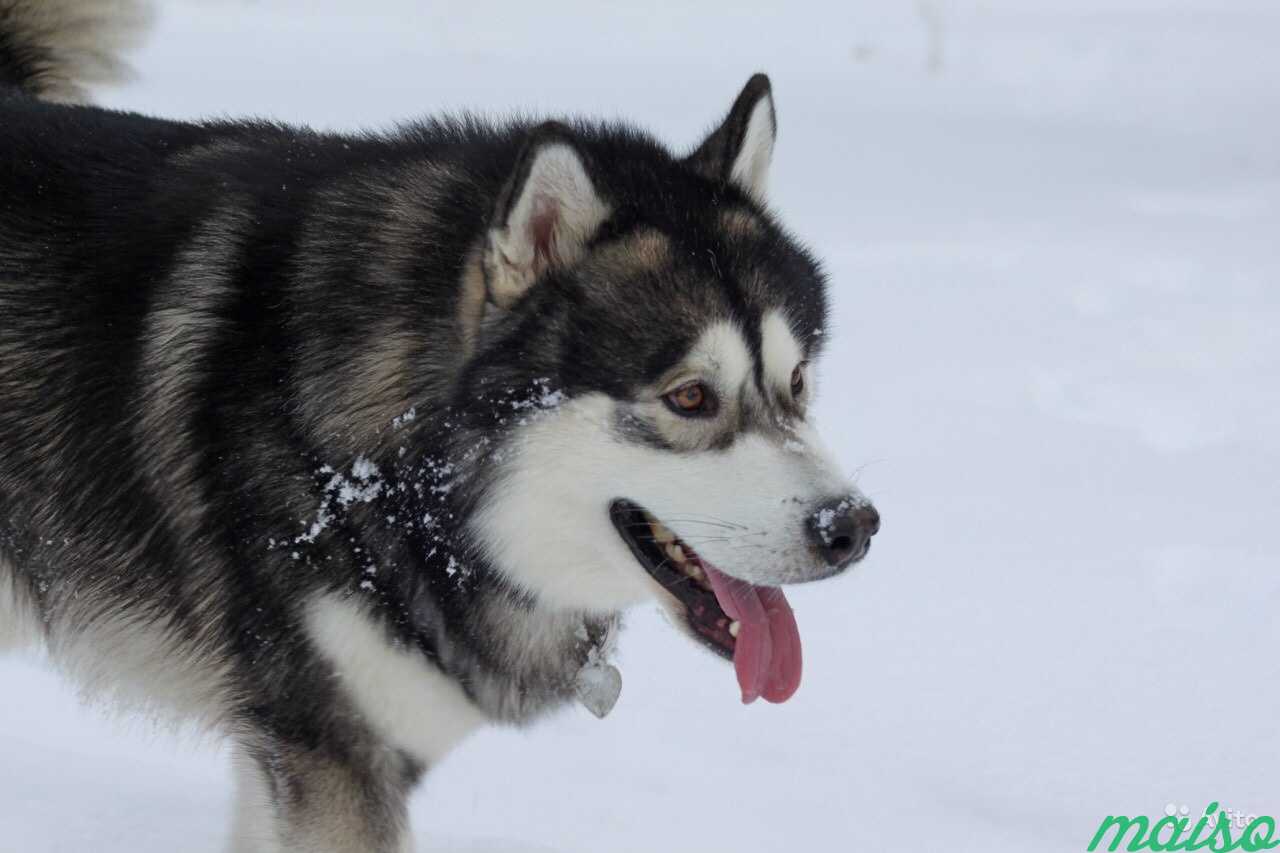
[0,2,880,849]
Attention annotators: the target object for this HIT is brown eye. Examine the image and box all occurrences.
[791,362,808,397]
[664,381,716,417]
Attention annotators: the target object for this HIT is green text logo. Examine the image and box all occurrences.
[1089,802,1279,852]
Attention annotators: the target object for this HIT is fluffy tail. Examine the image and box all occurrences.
[0,0,152,103]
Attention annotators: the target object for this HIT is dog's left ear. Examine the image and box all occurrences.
[484,122,611,309]
[685,73,776,202]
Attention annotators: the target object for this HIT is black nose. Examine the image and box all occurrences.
[808,497,880,570]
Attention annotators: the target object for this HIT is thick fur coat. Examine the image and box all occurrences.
[0,3,878,850]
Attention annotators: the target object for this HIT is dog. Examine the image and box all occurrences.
[0,2,880,850]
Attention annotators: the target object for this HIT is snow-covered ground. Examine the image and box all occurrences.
[3,1,1279,850]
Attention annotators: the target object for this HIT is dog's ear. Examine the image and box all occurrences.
[685,73,776,202]
[483,123,610,309]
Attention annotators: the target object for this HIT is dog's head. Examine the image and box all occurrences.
[458,75,878,704]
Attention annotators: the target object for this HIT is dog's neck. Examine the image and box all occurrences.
[405,567,622,724]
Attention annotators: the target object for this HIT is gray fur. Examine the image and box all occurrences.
[0,0,152,102]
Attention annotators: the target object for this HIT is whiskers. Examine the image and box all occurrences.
[617,513,748,532]
[619,522,767,545]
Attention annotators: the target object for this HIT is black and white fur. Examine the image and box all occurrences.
[0,3,879,850]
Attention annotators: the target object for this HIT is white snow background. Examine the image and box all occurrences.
[2,1,1279,850]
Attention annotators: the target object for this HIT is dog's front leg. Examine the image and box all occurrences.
[227,736,419,853]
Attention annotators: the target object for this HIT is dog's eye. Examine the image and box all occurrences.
[791,362,808,397]
[664,381,717,417]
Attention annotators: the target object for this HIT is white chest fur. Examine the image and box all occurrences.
[305,593,488,765]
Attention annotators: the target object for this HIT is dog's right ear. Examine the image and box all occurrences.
[483,123,611,309]
[685,73,776,203]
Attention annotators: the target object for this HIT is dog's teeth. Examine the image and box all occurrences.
[729,621,741,638]
[651,521,675,545]
[665,543,685,564]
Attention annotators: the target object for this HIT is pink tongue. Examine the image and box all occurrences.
[704,565,803,704]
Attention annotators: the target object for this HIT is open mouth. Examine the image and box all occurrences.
[610,499,803,705]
